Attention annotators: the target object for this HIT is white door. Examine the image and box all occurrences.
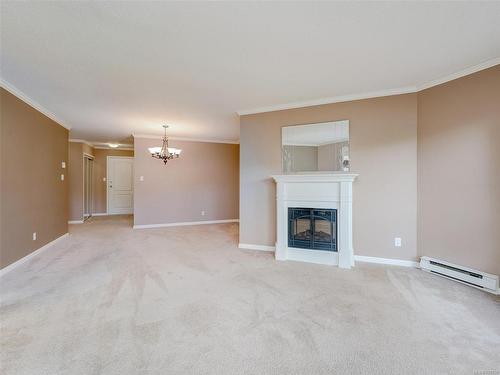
[107,156,134,214]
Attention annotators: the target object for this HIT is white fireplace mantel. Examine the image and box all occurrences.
[272,172,358,268]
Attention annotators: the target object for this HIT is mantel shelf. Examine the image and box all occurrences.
[272,172,359,183]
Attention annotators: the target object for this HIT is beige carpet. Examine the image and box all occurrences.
[1,215,499,375]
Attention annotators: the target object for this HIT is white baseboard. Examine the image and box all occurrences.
[0,233,69,278]
[133,219,239,229]
[235,246,418,266]
[354,255,418,268]
[238,243,275,252]
[69,213,124,223]
[95,212,132,216]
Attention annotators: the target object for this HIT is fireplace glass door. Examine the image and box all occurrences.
[288,208,337,251]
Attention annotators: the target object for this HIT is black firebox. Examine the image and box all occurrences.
[288,208,337,251]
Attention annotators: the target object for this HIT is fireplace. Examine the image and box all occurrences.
[272,173,357,268]
[288,208,337,251]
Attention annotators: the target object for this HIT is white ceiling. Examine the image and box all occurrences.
[1,2,499,143]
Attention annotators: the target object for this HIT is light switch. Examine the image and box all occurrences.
[61,161,66,168]
[33,232,37,241]
[103,177,106,182]
[60,174,65,181]
[139,176,144,181]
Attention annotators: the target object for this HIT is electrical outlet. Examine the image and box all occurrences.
[33,232,37,241]
[61,161,66,168]
[60,174,64,181]
[394,237,402,247]
[201,210,206,216]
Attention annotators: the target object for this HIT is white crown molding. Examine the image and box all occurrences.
[237,57,500,116]
[171,136,239,144]
[132,133,239,144]
[69,139,134,150]
[417,57,500,91]
[236,87,417,116]
[69,138,95,148]
[0,78,72,130]
[93,142,133,147]
[4,56,498,137]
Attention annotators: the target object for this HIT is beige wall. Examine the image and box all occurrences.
[417,65,500,275]
[240,94,418,261]
[1,88,68,269]
[134,138,239,226]
[92,148,134,214]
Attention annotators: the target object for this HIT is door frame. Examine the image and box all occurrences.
[83,153,94,221]
[106,156,134,215]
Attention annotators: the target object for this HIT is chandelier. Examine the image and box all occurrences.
[148,125,182,164]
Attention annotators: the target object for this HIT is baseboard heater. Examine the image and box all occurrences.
[420,256,499,295]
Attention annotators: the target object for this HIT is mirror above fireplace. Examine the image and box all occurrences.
[282,120,349,173]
